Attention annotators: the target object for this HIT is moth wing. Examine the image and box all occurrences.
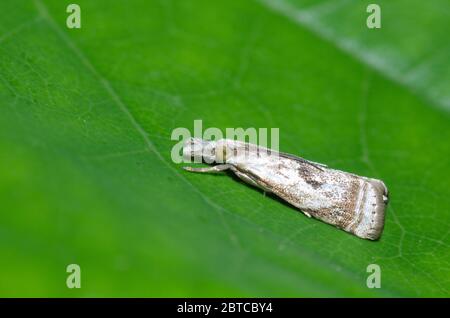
[277,151,327,170]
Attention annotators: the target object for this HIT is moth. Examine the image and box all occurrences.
[182,138,389,240]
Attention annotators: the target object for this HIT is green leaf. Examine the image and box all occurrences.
[0,0,449,296]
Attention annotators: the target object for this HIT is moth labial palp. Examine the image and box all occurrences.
[182,138,389,240]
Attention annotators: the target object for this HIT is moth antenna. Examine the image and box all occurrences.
[183,164,232,173]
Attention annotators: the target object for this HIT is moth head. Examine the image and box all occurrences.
[182,137,216,163]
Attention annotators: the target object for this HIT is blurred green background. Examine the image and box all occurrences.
[0,0,449,297]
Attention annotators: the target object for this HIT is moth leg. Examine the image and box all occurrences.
[303,211,312,218]
[183,164,232,173]
[232,169,272,193]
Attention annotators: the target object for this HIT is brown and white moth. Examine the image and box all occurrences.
[182,138,389,240]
